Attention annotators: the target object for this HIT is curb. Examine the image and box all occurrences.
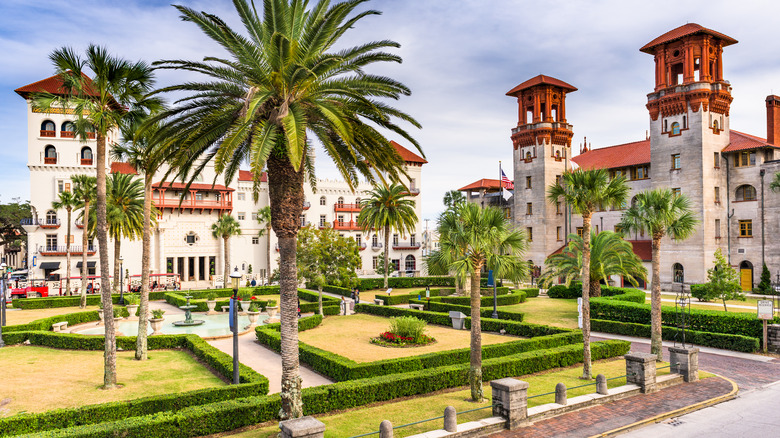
[588,374,739,437]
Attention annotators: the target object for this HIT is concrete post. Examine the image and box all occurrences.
[767,324,780,353]
[669,346,700,382]
[596,374,608,395]
[279,416,325,438]
[555,382,567,405]
[443,406,457,432]
[490,378,529,430]
[624,352,658,394]
[379,420,393,438]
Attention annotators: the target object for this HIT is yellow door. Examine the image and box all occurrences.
[740,268,753,292]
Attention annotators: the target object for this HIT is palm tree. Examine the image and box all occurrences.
[771,171,780,193]
[547,168,629,379]
[71,175,96,309]
[212,214,242,288]
[149,0,420,418]
[427,203,528,401]
[619,189,698,361]
[256,206,272,284]
[52,191,79,296]
[358,184,418,288]
[540,230,647,296]
[112,117,168,361]
[442,190,466,212]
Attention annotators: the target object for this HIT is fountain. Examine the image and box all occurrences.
[173,295,205,327]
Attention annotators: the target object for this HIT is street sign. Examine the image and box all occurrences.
[758,300,774,320]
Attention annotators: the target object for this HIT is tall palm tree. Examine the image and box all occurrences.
[427,203,528,401]
[71,174,96,309]
[149,0,420,418]
[112,117,168,361]
[52,191,79,296]
[540,230,647,296]
[256,206,272,284]
[619,189,698,361]
[547,168,629,379]
[442,190,466,212]
[358,184,418,288]
[32,45,159,389]
[771,171,780,193]
[212,214,242,288]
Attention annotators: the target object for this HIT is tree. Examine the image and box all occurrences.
[358,184,418,288]
[427,203,528,401]
[212,214,242,288]
[32,45,158,389]
[756,263,773,295]
[706,249,744,311]
[150,0,420,418]
[619,188,698,361]
[52,191,79,295]
[540,231,647,296]
[771,171,780,193]
[442,190,466,212]
[71,175,96,309]
[0,198,31,251]
[297,226,360,315]
[256,206,272,284]
[373,251,396,278]
[548,168,629,379]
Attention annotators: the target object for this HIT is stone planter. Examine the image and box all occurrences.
[266,306,279,318]
[97,309,105,325]
[126,304,139,319]
[240,300,250,313]
[206,300,217,314]
[149,318,164,335]
[246,310,262,328]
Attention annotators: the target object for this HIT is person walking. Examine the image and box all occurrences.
[354,287,360,304]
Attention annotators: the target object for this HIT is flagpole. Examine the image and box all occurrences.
[499,160,503,202]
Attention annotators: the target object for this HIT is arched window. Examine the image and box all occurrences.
[44,145,57,164]
[319,196,326,206]
[555,150,561,159]
[630,196,638,208]
[673,263,684,283]
[80,146,93,165]
[355,197,361,205]
[735,185,756,201]
[41,120,55,137]
[61,121,75,138]
[46,210,57,225]
[713,120,719,130]
[337,196,344,206]
[86,124,96,139]
[525,151,532,160]
[404,255,416,272]
[372,234,378,246]
[671,122,681,135]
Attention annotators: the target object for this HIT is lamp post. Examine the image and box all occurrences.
[230,266,242,384]
[118,256,125,305]
[0,260,6,348]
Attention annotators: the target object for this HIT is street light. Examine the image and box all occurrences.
[230,266,243,384]
[118,256,125,305]
[0,260,6,348]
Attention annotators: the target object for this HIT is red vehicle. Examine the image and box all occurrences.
[10,284,49,299]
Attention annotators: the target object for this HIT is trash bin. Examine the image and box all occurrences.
[449,311,466,330]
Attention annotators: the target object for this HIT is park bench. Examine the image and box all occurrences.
[373,298,384,306]
[409,303,424,311]
[221,306,230,312]
[52,321,68,332]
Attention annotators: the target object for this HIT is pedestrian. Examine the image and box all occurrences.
[350,289,356,302]
[87,283,93,294]
[341,296,347,315]
[297,298,301,318]
[251,278,257,287]
[355,288,360,304]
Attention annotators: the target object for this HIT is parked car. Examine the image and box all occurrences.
[10,284,49,299]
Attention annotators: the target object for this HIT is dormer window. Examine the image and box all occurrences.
[61,121,75,138]
[80,147,93,166]
[44,145,57,164]
[40,120,55,137]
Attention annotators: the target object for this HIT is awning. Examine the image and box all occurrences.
[39,262,60,271]
[76,261,97,268]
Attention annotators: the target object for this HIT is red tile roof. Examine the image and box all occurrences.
[238,170,268,182]
[110,162,137,175]
[549,239,652,262]
[152,181,234,192]
[640,23,737,54]
[15,72,101,99]
[506,74,577,97]
[722,130,779,152]
[458,178,502,191]
[391,140,427,164]
[572,139,651,170]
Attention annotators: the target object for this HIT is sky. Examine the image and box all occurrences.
[2,0,780,222]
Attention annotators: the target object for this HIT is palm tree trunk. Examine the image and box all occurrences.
[590,278,601,297]
[80,200,90,309]
[96,133,117,389]
[65,208,72,295]
[650,235,663,360]
[224,236,230,288]
[469,268,484,402]
[136,176,152,360]
[113,238,121,295]
[267,154,305,420]
[580,213,592,380]
[266,224,272,284]
[383,225,390,289]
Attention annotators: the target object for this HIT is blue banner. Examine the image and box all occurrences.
[487,270,494,287]
[229,298,236,331]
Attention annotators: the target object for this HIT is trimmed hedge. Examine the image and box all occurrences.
[548,285,646,304]
[12,292,169,310]
[163,288,339,314]
[29,340,628,438]
[3,309,127,334]
[518,287,539,298]
[438,292,523,307]
[591,319,760,353]
[408,298,525,322]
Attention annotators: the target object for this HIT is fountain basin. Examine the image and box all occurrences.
[72,313,267,339]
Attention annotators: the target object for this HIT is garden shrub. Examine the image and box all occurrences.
[548,284,645,303]
[518,287,539,298]
[690,283,718,302]
[389,316,428,342]
[12,292,169,310]
[547,284,575,298]
[438,292,523,307]
[408,298,525,322]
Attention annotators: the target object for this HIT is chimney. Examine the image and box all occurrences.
[766,95,780,145]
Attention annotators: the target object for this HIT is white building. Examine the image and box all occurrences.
[15,74,427,293]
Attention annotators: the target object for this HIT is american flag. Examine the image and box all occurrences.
[501,169,514,190]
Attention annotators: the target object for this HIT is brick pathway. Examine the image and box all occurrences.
[490,377,734,438]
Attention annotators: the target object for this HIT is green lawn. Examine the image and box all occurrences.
[0,346,226,415]
[6,305,100,326]
[501,297,579,329]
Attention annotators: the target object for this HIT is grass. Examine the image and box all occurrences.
[0,346,226,415]
[5,305,100,326]
[501,297,579,329]
[222,358,707,438]
[297,314,520,362]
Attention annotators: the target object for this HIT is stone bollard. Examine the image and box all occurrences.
[379,420,393,438]
[625,352,658,393]
[555,382,567,405]
[490,378,529,430]
[768,325,780,353]
[669,346,700,382]
[596,374,608,395]
[279,416,326,438]
[444,406,457,432]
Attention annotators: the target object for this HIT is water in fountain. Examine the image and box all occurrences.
[173,295,206,326]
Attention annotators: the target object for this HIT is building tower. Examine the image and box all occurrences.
[507,75,577,266]
[641,24,737,287]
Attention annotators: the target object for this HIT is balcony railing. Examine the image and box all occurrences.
[333,220,362,231]
[393,241,421,250]
[61,131,75,138]
[40,245,96,256]
[81,158,93,166]
[371,242,383,251]
[75,221,84,229]
[40,130,56,137]
[358,242,367,251]
[153,198,232,211]
[299,221,311,228]
[334,203,361,213]
[44,156,57,164]
[302,201,311,210]
[21,218,61,228]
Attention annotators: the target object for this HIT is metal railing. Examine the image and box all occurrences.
[348,403,496,438]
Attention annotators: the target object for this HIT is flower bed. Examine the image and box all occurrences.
[371,331,437,347]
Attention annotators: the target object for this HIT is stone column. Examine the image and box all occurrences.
[768,325,780,353]
[279,416,325,438]
[625,353,657,394]
[669,346,699,382]
[555,382,567,405]
[491,378,529,430]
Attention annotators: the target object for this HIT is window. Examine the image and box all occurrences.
[556,201,562,215]
[319,196,326,206]
[714,187,720,203]
[337,214,344,225]
[736,150,756,167]
[44,145,57,164]
[355,234,362,245]
[237,212,246,220]
[614,225,623,234]
[664,119,668,132]
[576,227,584,238]
[739,220,753,237]
[61,121,75,137]
[410,234,416,245]
[556,226,562,241]
[195,192,203,201]
[45,210,57,225]
[671,122,681,135]
[46,234,57,251]
[526,202,532,215]
[715,219,721,239]
[337,196,344,206]
[714,153,720,168]
[41,120,55,136]
[525,151,532,161]
[633,166,648,180]
[80,147,92,164]
[319,215,326,227]
[372,234,378,246]
[671,154,681,170]
[526,227,533,242]
[673,263,684,283]
[393,234,399,245]
[526,176,532,189]
[672,188,681,197]
[251,211,258,221]
[372,256,379,270]
[713,119,720,131]
[735,185,757,201]
[682,115,687,129]
[405,255,416,272]
[167,257,174,274]
[237,192,246,201]
[300,214,306,227]
[252,236,259,244]
[185,232,198,245]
